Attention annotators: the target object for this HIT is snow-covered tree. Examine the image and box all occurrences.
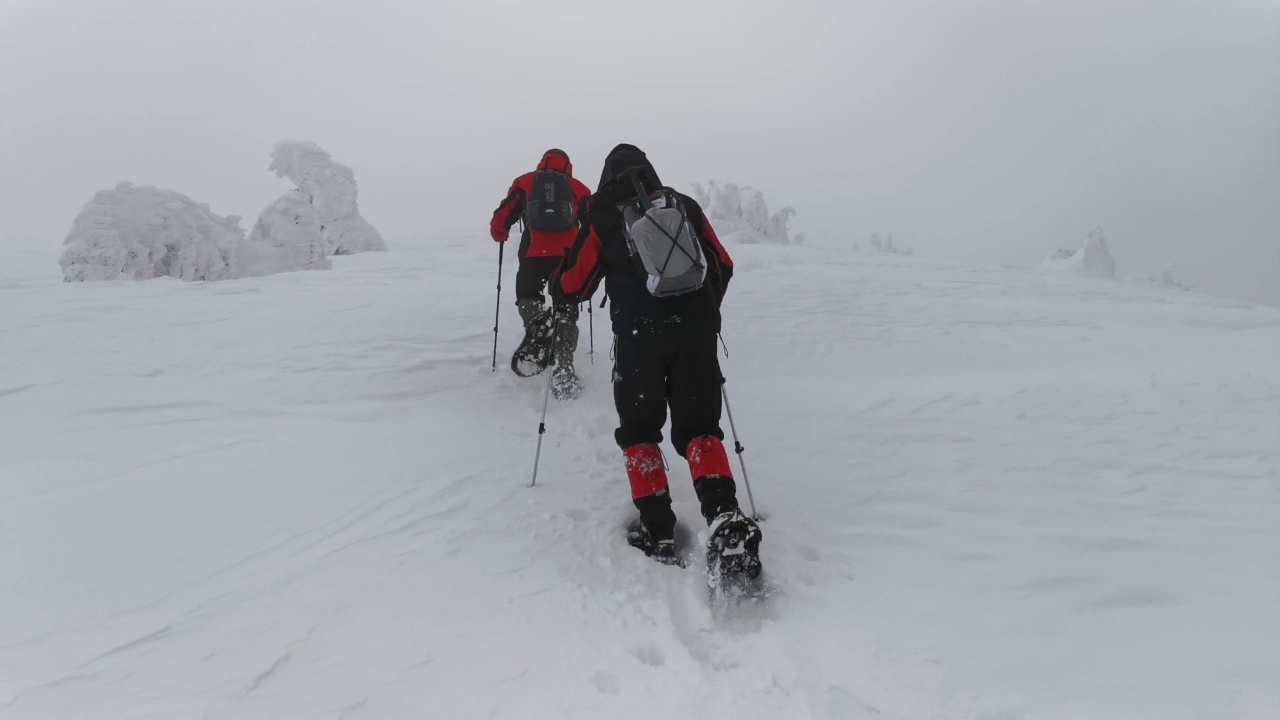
[869,233,913,255]
[1152,266,1192,291]
[690,180,802,245]
[260,140,386,256]
[60,182,243,282]
[1128,263,1192,292]
[1041,226,1118,279]
[241,190,330,275]
[60,140,387,282]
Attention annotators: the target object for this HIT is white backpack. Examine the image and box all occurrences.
[621,181,707,298]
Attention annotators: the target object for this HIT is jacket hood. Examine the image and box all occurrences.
[595,144,662,204]
[537,148,572,176]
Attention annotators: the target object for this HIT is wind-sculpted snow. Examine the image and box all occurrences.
[5,239,1279,719]
[690,181,803,245]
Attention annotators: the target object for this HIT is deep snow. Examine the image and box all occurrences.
[2,235,1277,719]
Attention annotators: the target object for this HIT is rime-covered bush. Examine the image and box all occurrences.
[1041,227,1117,279]
[260,140,386,256]
[60,182,243,282]
[689,181,803,245]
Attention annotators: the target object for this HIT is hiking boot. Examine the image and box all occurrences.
[550,366,582,400]
[706,508,762,579]
[692,475,738,524]
[510,309,556,377]
[516,298,546,326]
[627,519,682,566]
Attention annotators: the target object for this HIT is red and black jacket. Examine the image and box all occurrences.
[489,150,593,258]
[557,144,733,333]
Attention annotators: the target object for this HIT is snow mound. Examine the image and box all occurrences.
[1041,226,1117,279]
[261,140,386,256]
[689,180,803,245]
[59,182,243,282]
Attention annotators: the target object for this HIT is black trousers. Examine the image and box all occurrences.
[515,255,577,312]
[514,254,579,367]
[613,318,724,456]
[514,255,557,303]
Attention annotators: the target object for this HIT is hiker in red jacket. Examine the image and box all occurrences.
[490,149,593,398]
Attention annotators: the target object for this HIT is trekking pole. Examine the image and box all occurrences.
[492,242,504,372]
[721,380,760,521]
[529,311,558,488]
[529,368,555,487]
[587,302,594,363]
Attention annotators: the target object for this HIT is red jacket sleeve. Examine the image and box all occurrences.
[558,225,604,303]
[489,175,530,242]
[693,206,733,297]
[570,178,592,206]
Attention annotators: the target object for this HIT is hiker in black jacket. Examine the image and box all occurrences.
[555,144,762,577]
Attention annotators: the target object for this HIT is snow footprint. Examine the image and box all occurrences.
[824,686,881,717]
[796,545,822,585]
[590,671,620,696]
[628,643,666,667]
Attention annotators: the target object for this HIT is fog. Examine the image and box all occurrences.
[2,0,1276,304]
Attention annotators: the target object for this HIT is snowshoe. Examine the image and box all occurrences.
[550,367,583,401]
[706,508,763,593]
[627,519,684,567]
[510,312,556,378]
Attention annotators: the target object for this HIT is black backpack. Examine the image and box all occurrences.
[525,170,576,231]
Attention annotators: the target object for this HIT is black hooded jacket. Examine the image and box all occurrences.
[557,144,734,333]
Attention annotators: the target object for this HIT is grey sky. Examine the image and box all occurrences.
[2,0,1276,304]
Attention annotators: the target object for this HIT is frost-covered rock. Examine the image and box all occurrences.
[60,182,243,282]
[690,180,802,244]
[261,140,386,255]
[1042,227,1117,279]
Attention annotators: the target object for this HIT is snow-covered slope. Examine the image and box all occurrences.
[1,236,1277,719]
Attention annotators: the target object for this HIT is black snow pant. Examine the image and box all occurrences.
[612,317,724,457]
[514,252,579,370]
